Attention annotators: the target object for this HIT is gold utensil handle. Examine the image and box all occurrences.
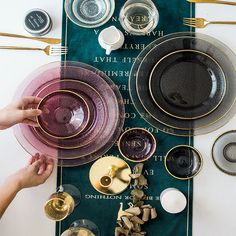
[211,21,236,24]
[188,0,236,5]
[0,46,42,51]
[0,32,61,44]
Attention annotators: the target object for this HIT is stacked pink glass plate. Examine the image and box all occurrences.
[14,61,125,167]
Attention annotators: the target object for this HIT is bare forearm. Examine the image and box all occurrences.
[0,179,21,219]
[0,109,7,130]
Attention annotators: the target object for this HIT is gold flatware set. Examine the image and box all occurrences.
[0,32,61,44]
[0,45,67,56]
[0,32,67,56]
[185,0,236,28]
[187,0,236,6]
[183,17,236,28]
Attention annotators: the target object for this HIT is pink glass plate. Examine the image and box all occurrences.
[33,79,106,149]
[37,90,90,139]
[58,62,125,166]
[13,61,124,164]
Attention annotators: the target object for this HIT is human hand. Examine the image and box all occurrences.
[0,96,42,130]
[6,153,54,191]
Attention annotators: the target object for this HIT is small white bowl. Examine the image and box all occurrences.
[160,188,187,214]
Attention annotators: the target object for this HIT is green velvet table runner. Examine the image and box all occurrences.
[56,1,195,235]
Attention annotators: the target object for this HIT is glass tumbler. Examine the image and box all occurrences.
[119,0,159,35]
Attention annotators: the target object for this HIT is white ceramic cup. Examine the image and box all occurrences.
[98,26,125,55]
[160,188,187,214]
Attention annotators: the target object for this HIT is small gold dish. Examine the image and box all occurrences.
[89,156,131,195]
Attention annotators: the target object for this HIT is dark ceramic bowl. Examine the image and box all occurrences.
[165,145,202,180]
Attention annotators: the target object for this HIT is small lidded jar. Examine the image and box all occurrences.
[24,8,52,36]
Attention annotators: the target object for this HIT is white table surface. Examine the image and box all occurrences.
[0,1,236,236]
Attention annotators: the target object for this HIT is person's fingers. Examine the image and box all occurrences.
[15,97,42,108]
[22,109,42,118]
[25,116,37,122]
[46,157,55,165]
[34,153,40,161]
[22,119,39,127]
[42,107,50,114]
[21,97,42,108]
[27,104,40,110]
[28,153,40,165]
[38,162,46,175]
[28,156,34,165]
[41,159,54,180]
[31,159,44,171]
[37,154,47,174]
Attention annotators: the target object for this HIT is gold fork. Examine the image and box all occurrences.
[187,0,236,6]
[183,17,236,28]
[0,45,68,56]
[0,32,61,44]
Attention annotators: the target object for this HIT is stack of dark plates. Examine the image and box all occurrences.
[129,32,236,136]
[14,61,125,167]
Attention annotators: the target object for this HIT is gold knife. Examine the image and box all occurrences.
[187,0,236,5]
[0,32,61,44]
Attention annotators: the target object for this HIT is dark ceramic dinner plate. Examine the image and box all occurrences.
[130,32,236,136]
[165,145,202,180]
[212,131,236,175]
[149,49,225,120]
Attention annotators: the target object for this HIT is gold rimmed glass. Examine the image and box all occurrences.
[61,219,100,236]
[44,184,81,221]
[119,0,159,35]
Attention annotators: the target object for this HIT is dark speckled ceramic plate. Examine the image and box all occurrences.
[129,32,236,136]
[149,49,225,120]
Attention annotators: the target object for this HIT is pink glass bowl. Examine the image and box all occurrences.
[34,79,106,149]
[37,90,90,139]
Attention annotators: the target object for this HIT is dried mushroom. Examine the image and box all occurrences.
[125,207,141,215]
[131,233,146,236]
[142,208,150,222]
[122,216,134,230]
[132,222,142,233]
[130,173,141,179]
[136,175,148,188]
[117,203,133,220]
[115,163,158,235]
[133,163,144,174]
[151,208,157,219]
[115,227,129,236]
[130,216,144,225]
[131,189,145,199]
